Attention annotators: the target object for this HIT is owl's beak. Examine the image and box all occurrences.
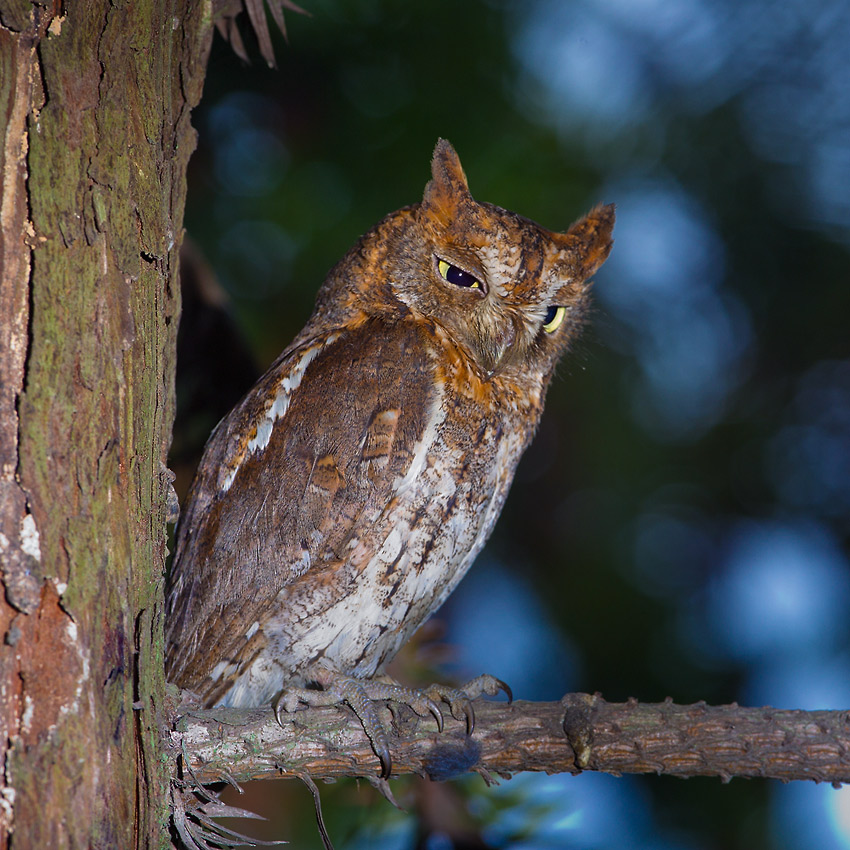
[478,319,518,377]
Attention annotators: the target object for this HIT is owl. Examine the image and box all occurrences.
[166,140,614,775]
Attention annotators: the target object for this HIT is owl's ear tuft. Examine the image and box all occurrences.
[421,139,472,226]
[560,203,616,278]
[430,139,469,191]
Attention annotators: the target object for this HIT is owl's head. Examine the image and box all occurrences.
[386,140,614,383]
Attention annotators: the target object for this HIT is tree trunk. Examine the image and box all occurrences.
[0,2,211,846]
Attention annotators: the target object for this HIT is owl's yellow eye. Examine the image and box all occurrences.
[437,258,480,289]
[542,306,566,333]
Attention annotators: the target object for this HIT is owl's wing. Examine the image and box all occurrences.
[165,318,438,698]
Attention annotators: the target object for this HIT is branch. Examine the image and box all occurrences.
[171,693,850,786]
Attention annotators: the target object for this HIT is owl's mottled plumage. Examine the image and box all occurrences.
[166,140,613,769]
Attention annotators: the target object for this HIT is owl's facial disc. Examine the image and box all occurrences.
[414,245,572,378]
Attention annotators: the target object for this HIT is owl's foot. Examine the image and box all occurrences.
[424,673,513,734]
[273,670,511,779]
[274,670,442,778]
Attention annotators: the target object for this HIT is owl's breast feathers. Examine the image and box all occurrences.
[166,316,534,704]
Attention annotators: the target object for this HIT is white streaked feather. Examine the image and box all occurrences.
[221,332,341,493]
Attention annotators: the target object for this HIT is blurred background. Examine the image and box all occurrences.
[174,0,850,846]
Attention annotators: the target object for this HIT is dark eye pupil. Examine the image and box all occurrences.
[437,258,482,290]
[543,306,559,325]
[446,265,478,287]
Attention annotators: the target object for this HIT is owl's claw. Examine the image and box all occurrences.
[408,693,444,731]
[274,676,395,777]
[336,680,394,779]
[425,674,513,734]
[273,672,446,779]
[424,685,474,733]
[464,673,513,704]
[273,671,511,778]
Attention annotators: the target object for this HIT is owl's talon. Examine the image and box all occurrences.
[424,673,513,734]
[408,694,444,731]
[425,688,475,734]
[329,676,395,778]
[456,699,475,735]
[273,690,305,723]
[375,742,392,780]
[272,674,396,777]
[460,673,513,703]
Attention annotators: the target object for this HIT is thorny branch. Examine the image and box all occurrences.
[170,693,850,788]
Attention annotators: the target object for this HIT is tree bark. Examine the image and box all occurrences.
[175,695,850,787]
[0,2,211,847]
